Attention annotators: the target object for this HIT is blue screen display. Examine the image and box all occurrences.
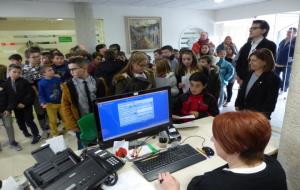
[96,90,170,141]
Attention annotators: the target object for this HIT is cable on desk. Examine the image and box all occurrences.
[180,135,206,147]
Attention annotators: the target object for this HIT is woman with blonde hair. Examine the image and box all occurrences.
[113,51,155,94]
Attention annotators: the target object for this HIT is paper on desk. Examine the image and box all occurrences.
[173,123,198,129]
[127,144,157,160]
[45,135,67,153]
[102,170,155,190]
[1,176,20,190]
[172,114,195,120]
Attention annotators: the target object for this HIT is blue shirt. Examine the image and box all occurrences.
[38,76,62,104]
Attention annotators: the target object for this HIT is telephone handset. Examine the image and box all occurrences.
[86,148,125,174]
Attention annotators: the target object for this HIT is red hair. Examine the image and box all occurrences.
[212,111,271,163]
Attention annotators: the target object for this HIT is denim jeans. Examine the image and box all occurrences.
[274,66,292,92]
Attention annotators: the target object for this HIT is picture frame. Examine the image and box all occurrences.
[125,16,162,52]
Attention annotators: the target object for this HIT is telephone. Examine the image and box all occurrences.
[24,146,124,190]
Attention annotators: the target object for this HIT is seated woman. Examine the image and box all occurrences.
[112,51,155,94]
[159,111,287,190]
[172,72,219,122]
[235,48,280,119]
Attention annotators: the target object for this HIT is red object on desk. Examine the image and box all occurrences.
[115,147,127,158]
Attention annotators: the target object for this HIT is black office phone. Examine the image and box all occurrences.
[24,146,124,190]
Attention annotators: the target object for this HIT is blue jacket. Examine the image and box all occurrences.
[38,77,62,104]
[276,37,296,66]
[216,58,235,86]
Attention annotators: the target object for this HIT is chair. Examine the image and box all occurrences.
[77,113,98,147]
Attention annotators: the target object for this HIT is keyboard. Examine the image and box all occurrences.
[133,144,206,181]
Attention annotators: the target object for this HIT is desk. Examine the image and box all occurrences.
[104,116,279,190]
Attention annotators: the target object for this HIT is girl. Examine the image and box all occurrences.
[154,58,179,97]
[176,49,201,94]
[200,44,211,57]
[113,51,155,95]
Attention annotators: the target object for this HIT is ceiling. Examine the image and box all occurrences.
[9,0,270,10]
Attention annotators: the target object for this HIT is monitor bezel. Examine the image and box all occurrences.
[93,87,172,148]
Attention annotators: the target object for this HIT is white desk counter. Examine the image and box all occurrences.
[104,116,279,190]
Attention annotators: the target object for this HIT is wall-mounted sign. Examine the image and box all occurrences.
[59,36,72,43]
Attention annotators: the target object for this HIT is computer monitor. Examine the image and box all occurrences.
[94,87,171,147]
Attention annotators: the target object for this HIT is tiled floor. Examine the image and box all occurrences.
[0,85,287,180]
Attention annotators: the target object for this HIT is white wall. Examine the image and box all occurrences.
[92,5,214,52]
[215,0,300,22]
[0,1,74,18]
[0,1,215,52]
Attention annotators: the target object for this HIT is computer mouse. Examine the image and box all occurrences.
[202,146,215,157]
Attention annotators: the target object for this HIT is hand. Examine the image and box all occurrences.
[41,104,47,109]
[178,83,185,89]
[236,76,243,86]
[17,103,25,109]
[158,172,180,190]
[189,111,199,118]
[3,110,11,116]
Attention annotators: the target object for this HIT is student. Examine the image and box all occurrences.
[161,45,178,73]
[6,64,41,144]
[38,65,65,137]
[236,20,276,84]
[95,49,126,92]
[8,54,23,66]
[95,44,107,57]
[40,52,52,66]
[51,52,71,82]
[176,49,201,94]
[200,44,211,57]
[113,51,155,95]
[198,55,221,100]
[235,48,280,119]
[154,58,179,97]
[153,49,162,64]
[0,79,22,151]
[87,52,103,77]
[173,72,219,121]
[159,111,287,190]
[23,46,49,138]
[173,49,180,61]
[61,57,106,149]
[216,49,235,107]
[223,46,237,107]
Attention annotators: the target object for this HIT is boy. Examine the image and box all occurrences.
[38,65,65,137]
[161,45,178,73]
[173,72,219,122]
[0,78,22,151]
[8,54,23,66]
[216,49,235,107]
[51,52,71,82]
[6,64,40,144]
[23,47,49,138]
[61,57,106,149]
[198,55,221,100]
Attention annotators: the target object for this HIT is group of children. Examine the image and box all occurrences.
[0,41,235,151]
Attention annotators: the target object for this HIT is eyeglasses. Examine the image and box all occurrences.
[249,27,261,31]
[69,67,81,72]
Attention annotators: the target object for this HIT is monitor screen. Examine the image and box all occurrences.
[94,87,171,146]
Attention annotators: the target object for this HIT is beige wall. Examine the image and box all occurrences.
[0,18,104,65]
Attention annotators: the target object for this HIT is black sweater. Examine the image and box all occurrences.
[187,156,287,190]
[0,80,15,113]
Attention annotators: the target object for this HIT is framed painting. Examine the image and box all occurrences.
[125,17,162,52]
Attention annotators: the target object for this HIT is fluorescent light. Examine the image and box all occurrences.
[214,0,224,3]
[56,18,63,21]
